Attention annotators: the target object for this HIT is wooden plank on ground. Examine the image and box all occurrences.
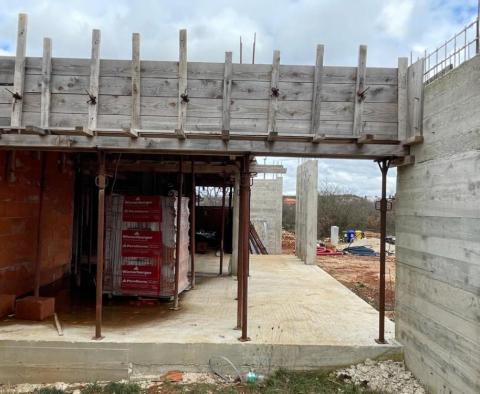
[130,33,140,137]
[353,45,367,136]
[87,29,100,132]
[222,51,232,140]
[176,29,187,139]
[267,50,280,141]
[397,57,408,141]
[40,37,52,129]
[311,45,324,143]
[10,13,27,128]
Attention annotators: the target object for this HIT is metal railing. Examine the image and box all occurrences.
[422,18,479,84]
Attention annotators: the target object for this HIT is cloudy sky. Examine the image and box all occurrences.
[0,0,477,196]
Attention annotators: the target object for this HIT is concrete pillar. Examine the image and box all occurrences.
[295,160,318,265]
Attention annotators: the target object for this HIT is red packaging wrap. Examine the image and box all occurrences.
[121,229,162,257]
[123,196,162,222]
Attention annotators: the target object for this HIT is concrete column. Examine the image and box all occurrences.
[295,160,318,265]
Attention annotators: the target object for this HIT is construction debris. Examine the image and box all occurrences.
[336,359,425,394]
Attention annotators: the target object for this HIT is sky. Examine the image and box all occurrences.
[0,0,477,197]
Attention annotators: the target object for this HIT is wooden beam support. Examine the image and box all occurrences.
[397,57,408,141]
[123,127,138,138]
[353,45,367,137]
[87,29,101,132]
[176,29,187,140]
[311,45,324,143]
[267,50,280,142]
[222,51,233,140]
[130,33,140,136]
[40,37,52,129]
[357,133,374,145]
[25,125,48,136]
[390,155,415,167]
[11,13,27,128]
[402,135,424,146]
[75,125,94,137]
[0,133,409,159]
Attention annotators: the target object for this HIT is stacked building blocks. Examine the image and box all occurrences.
[0,294,16,318]
[15,296,55,321]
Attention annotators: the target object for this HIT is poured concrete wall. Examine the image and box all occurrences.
[250,178,283,254]
[0,151,75,296]
[295,160,318,264]
[396,56,480,393]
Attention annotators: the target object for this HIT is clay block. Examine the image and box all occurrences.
[15,296,55,321]
[0,294,16,318]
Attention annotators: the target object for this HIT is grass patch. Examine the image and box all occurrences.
[80,382,140,394]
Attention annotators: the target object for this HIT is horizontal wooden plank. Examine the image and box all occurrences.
[15,56,398,84]
[22,73,398,103]
[0,133,408,158]
[20,111,397,137]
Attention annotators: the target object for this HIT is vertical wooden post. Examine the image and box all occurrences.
[222,51,232,140]
[267,50,280,141]
[94,151,106,340]
[40,38,52,129]
[190,160,196,289]
[131,33,141,135]
[353,45,367,136]
[172,158,184,310]
[397,57,408,141]
[311,45,324,143]
[176,29,187,139]
[33,153,46,297]
[376,158,390,344]
[219,178,226,275]
[240,155,251,342]
[88,29,101,133]
[11,13,27,128]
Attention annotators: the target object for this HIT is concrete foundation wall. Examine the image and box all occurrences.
[250,178,283,254]
[0,151,75,296]
[396,56,480,393]
[295,160,318,264]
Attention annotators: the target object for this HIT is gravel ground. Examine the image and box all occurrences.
[336,359,425,394]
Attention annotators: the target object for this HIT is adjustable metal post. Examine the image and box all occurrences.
[172,158,184,310]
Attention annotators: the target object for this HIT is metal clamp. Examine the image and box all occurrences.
[5,88,22,101]
[271,87,280,97]
[181,90,190,103]
[85,89,97,105]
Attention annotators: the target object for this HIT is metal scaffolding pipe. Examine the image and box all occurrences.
[94,152,106,340]
[240,155,251,341]
[173,158,184,310]
[33,152,46,297]
[236,166,244,330]
[376,158,390,344]
[219,177,226,275]
[190,160,196,289]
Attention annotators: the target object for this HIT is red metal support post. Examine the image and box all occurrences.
[219,176,226,275]
[190,160,196,289]
[94,151,106,340]
[240,155,251,342]
[33,152,46,297]
[236,168,244,330]
[172,157,184,310]
[376,158,390,344]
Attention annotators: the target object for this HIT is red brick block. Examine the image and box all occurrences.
[0,294,16,318]
[15,296,55,321]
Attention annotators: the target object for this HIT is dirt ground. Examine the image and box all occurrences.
[282,231,396,320]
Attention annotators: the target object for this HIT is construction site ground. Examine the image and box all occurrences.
[282,231,396,320]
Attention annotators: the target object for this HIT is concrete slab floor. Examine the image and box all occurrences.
[0,255,400,383]
[0,255,396,344]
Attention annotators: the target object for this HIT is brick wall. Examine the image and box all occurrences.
[0,151,75,295]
